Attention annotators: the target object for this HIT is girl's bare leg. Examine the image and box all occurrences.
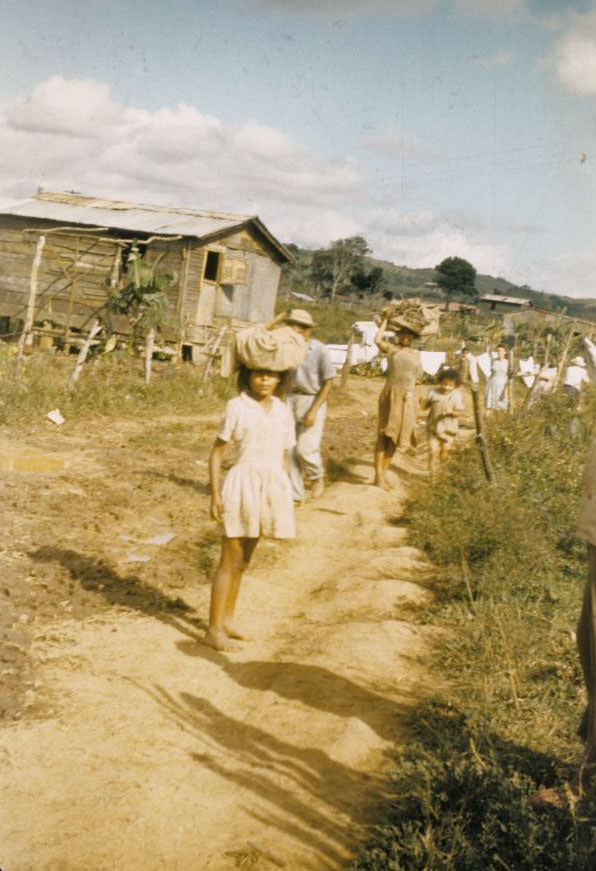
[224,538,258,639]
[205,537,256,651]
[374,434,395,489]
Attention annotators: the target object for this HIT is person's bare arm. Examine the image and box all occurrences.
[374,316,392,354]
[263,311,287,330]
[303,377,334,427]
[209,439,227,521]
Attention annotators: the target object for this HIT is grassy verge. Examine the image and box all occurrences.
[352,391,596,871]
[0,347,235,426]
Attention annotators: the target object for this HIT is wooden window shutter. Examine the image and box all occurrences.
[220,257,234,284]
[233,260,249,284]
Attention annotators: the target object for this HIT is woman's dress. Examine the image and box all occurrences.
[378,346,422,449]
[485,358,509,411]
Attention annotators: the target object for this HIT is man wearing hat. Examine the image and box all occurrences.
[564,356,589,401]
[284,309,335,501]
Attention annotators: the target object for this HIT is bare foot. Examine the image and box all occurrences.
[310,478,325,500]
[373,477,393,491]
[224,622,251,641]
[204,628,243,651]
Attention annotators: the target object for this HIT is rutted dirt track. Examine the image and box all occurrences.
[0,377,435,871]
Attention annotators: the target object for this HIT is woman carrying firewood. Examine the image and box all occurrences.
[373,314,422,490]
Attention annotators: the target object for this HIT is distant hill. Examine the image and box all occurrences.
[281,244,596,322]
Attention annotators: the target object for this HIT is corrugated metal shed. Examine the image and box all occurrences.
[1,191,292,262]
[479,294,530,306]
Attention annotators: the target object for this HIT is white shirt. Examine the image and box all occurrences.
[564,365,589,390]
[218,393,295,468]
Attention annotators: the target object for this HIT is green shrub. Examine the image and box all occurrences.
[353,390,596,871]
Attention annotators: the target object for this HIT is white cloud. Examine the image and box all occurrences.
[361,206,511,276]
[552,14,596,95]
[0,76,362,218]
[5,76,124,138]
[0,75,578,296]
[520,248,596,298]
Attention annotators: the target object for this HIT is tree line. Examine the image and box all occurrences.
[283,235,478,305]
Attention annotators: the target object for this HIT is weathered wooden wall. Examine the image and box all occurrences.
[0,217,284,347]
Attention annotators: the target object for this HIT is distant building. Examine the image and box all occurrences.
[437,301,478,314]
[478,294,531,316]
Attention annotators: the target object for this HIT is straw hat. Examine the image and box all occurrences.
[285,309,315,328]
[573,356,586,367]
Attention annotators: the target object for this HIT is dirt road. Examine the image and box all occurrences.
[0,377,434,871]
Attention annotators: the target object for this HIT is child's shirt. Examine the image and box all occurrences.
[217,392,295,469]
[425,387,464,438]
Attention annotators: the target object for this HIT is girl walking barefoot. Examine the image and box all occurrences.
[206,366,295,652]
[373,316,422,490]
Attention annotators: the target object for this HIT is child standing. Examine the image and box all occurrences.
[424,368,464,479]
[374,316,423,490]
[206,366,295,652]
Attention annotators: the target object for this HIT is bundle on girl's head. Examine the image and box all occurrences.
[377,297,440,337]
[234,323,307,372]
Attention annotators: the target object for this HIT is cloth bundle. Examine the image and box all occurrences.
[234,324,307,372]
[380,298,440,337]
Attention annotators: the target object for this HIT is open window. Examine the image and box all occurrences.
[203,250,221,283]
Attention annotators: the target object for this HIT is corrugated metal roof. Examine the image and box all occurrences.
[479,294,530,305]
[0,192,293,261]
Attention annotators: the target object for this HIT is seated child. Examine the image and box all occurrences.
[424,367,464,479]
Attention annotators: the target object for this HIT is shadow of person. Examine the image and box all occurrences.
[177,642,413,743]
[31,546,205,639]
[144,683,391,866]
[144,470,210,495]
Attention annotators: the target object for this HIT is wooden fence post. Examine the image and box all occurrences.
[471,386,494,483]
[69,319,102,387]
[145,328,155,386]
[15,234,46,375]
[340,329,355,390]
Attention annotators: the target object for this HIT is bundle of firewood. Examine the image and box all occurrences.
[378,297,440,337]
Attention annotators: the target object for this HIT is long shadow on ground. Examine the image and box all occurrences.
[30,546,205,638]
[178,641,414,743]
[143,682,395,868]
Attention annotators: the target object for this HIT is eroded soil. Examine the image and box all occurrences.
[0,376,436,871]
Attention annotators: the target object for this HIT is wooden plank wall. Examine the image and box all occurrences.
[0,218,187,338]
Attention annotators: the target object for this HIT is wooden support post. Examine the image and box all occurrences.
[69,319,101,386]
[340,329,355,390]
[145,328,155,385]
[471,386,494,483]
[507,348,515,412]
[201,326,227,383]
[15,234,46,375]
[553,327,575,392]
[543,332,552,368]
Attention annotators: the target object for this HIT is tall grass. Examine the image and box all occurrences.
[0,348,235,426]
[352,390,596,871]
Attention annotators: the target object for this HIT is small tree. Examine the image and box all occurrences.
[435,256,476,308]
[107,243,177,348]
[309,235,371,300]
[107,243,177,383]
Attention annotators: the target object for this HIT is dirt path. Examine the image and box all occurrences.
[0,378,435,871]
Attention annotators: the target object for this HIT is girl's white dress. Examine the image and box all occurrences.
[218,392,296,539]
[485,358,509,410]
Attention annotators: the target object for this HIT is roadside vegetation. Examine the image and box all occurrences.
[0,345,235,427]
[352,390,596,871]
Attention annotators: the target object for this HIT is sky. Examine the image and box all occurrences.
[0,0,595,296]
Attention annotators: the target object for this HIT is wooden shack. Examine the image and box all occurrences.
[0,191,293,357]
[478,294,531,316]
